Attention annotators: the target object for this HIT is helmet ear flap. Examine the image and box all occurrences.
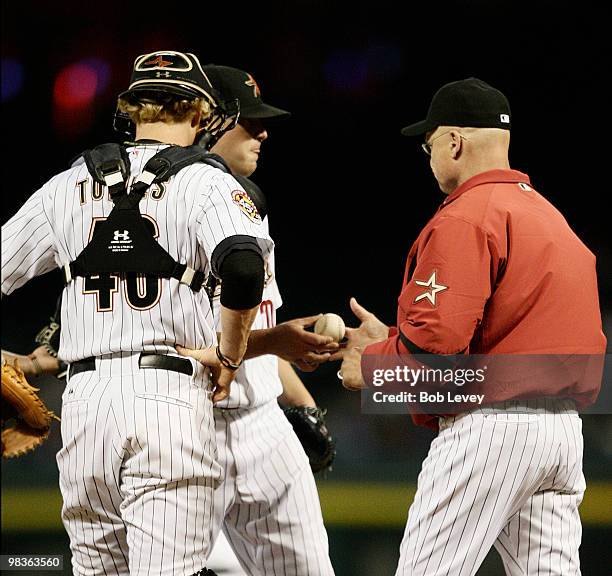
[113,110,135,140]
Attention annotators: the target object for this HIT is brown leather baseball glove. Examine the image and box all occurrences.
[1,360,59,458]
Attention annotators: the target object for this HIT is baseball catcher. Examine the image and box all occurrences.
[1,359,59,458]
[283,405,336,473]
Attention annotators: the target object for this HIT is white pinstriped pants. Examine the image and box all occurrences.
[56,353,222,576]
[396,400,585,575]
[210,401,335,576]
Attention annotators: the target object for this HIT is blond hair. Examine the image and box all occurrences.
[117,96,212,125]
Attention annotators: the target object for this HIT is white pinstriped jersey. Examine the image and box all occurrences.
[1,143,273,362]
[212,216,284,409]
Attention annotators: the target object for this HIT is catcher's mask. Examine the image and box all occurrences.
[195,95,240,149]
[113,50,240,149]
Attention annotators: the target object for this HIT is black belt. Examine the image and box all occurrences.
[69,353,193,378]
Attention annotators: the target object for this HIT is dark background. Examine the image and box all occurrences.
[2,0,609,342]
[2,1,610,574]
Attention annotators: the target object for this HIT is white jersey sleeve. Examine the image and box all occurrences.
[1,182,60,295]
[196,171,273,264]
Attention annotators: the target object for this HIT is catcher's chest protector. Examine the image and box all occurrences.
[63,143,230,293]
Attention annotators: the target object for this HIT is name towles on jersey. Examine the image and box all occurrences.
[1,144,273,363]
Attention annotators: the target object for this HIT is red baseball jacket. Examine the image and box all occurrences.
[364,169,607,428]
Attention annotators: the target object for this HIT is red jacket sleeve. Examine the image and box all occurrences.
[399,216,494,354]
[361,217,497,430]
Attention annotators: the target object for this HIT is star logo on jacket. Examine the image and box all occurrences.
[245,73,261,98]
[144,55,173,68]
[413,271,448,306]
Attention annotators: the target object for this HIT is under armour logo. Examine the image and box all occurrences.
[109,229,132,251]
[500,114,510,123]
[113,230,130,241]
[156,71,171,78]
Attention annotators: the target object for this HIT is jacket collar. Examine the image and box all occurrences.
[442,169,531,207]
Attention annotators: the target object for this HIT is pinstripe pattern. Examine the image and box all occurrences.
[205,228,334,574]
[395,400,585,576]
[1,144,273,361]
[2,143,273,575]
[493,409,585,575]
[211,401,334,576]
[57,353,221,575]
[212,220,283,410]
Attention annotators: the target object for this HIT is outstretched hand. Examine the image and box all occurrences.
[176,345,234,403]
[28,346,63,376]
[268,315,339,372]
[331,298,389,391]
[329,298,388,362]
[1,346,62,378]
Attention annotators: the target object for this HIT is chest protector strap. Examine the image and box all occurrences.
[64,144,231,292]
[82,143,132,198]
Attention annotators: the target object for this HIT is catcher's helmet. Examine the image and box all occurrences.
[119,51,218,106]
[115,50,240,148]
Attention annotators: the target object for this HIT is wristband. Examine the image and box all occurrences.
[215,346,242,370]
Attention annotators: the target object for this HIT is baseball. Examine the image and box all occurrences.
[314,313,346,342]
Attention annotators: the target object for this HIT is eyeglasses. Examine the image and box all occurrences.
[421,130,468,156]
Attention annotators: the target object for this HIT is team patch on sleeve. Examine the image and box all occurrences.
[413,270,448,306]
[231,190,262,224]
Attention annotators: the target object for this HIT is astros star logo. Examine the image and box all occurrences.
[414,271,448,306]
[245,73,261,98]
[145,55,172,68]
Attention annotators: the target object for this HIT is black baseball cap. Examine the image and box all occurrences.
[401,77,511,136]
[119,51,218,105]
[203,65,291,120]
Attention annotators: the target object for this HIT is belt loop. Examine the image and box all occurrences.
[63,263,73,283]
[180,266,196,286]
